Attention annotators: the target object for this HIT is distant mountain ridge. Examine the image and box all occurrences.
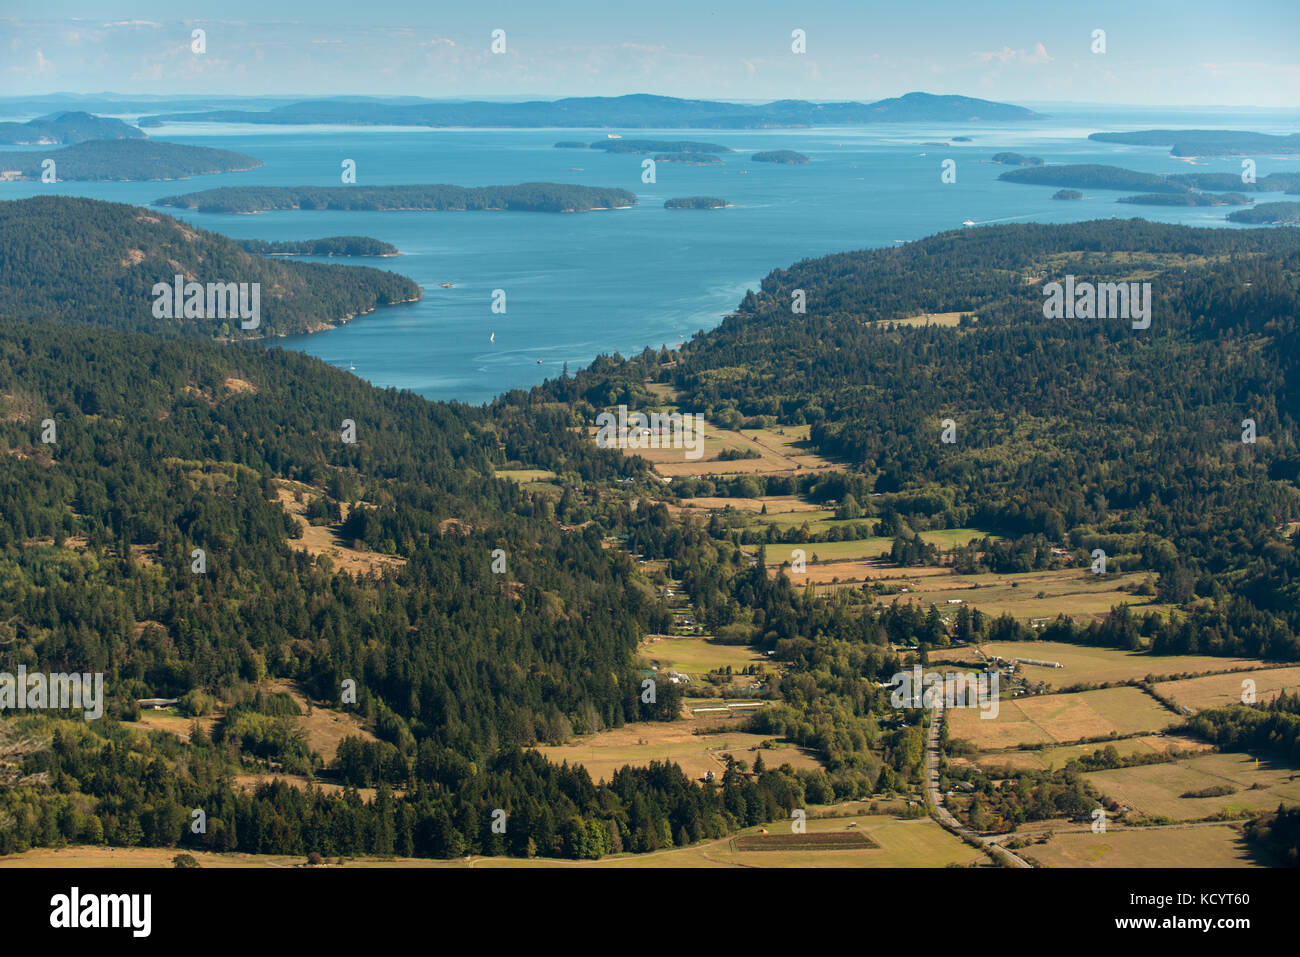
[137,91,1042,129]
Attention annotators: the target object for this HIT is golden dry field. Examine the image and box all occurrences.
[1083,752,1300,820]
[976,641,1267,688]
[946,686,1179,751]
[1153,666,1300,712]
[1021,823,1257,868]
[533,723,819,782]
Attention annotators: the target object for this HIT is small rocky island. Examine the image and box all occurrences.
[664,196,730,209]
[992,152,1044,166]
[752,150,810,164]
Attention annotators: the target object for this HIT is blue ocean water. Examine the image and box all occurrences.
[4,106,1297,404]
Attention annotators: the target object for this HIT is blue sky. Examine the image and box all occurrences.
[3,0,1298,106]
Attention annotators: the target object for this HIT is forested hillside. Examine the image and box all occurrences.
[536,220,1300,661]
[0,312,797,857]
[4,209,1300,863]
[0,197,419,338]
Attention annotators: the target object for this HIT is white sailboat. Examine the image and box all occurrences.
[489,332,495,344]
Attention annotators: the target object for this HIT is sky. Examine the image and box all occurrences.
[3,0,1299,107]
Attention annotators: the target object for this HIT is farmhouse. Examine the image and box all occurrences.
[136,698,179,710]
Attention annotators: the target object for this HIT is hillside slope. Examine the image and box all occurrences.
[0,196,419,338]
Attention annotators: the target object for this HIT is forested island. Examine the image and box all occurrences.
[155,183,638,214]
[1118,192,1253,207]
[1004,164,1300,200]
[0,197,419,338]
[234,236,400,257]
[990,152,1043,166]
[590,139,731,154]
[1167,172,1300,193]
[0,111,145,145]
[0,140,263,181]
[998,164,1187,193]
[664,196,730,209]
[1051,189,1083,200]
[751,150,810,164]
[135,91,1043,129]
[654,153,722,165]
[1089,129,1300,157]
[1228,202,1300,224]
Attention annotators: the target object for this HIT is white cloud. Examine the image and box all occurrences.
[973,43,1052,65]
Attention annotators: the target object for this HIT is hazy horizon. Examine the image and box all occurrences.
[4,0,1298,108]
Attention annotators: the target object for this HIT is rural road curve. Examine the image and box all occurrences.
[925,706,1032,868]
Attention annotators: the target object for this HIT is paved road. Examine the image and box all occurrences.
[924,705,1032,868]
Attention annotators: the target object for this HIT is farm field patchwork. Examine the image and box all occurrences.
[880,569,1168,622]
[947,686,1180,751]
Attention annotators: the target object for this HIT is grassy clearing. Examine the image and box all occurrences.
[1024,823,1258,868]
[1154,666,1300,712]
[264,679,376,763]
[749,507,837,530]
[638,635,768,678]
[880,311,968,327]
[786,559,955,585]
[275,482,405,577]
[676,494,821,514]
[947,686,1179,751]
[598,419,835,478]
[495,468,557,483]
[534,723,820,783]
[1084,752,1300,821]
[758,529,993,565]
[977,641,1267,689]
[133,709,219,742]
